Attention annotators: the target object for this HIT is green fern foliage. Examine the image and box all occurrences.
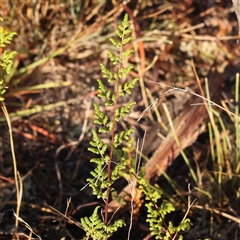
[82,13,192,239]
[86,13,138,202]
[80,206,125,240]
[82,14,138,238]
[0,18,17,101]
[139,177,192,239]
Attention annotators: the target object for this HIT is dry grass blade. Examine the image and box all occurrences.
[193,205,240,224]
[4,81,72,97]
[1,104,22,230]
[13,212,42,240]
[0,101,68,122]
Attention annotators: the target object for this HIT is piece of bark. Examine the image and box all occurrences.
[108,66,221,211]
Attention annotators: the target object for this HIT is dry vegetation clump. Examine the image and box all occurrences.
[1,0,240,239]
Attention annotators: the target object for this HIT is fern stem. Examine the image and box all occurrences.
[104,31,124,226]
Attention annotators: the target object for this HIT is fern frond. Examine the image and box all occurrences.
[0,23,17,47]
[115,102,136,121]
[109,37,121,48]
[85,13,138,238]
[0,19,17,102]
[88,129,108,155]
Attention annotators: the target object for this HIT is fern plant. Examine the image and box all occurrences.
[81,14,192,240]
[81,14,138,239]
[138,177,192,240]
[0,18,17,102]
